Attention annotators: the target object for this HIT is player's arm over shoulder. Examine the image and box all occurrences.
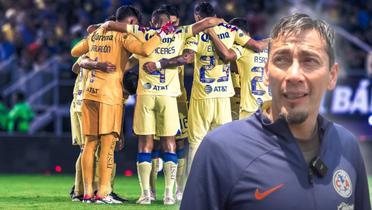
[159,49,195,69]
[191,17,225,35]
[207,28,238,62]
[122,33,160,57]
[71,38,89,57]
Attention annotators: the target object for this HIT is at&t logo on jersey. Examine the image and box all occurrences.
[333,169,352,198]
[204,85,227,94]
[143,82,152,90]
[205,85,213,94]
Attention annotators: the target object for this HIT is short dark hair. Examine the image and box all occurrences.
[106,15,116,21]
[229,18,250,33]
[194,2,215,18]
[116,5,141,23]
[159,4,179,18]
[271,13,335,67]
[151,8,170,25]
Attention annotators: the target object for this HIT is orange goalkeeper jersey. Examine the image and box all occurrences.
[71,27,160,105]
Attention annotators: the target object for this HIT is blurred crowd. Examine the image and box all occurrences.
[0,0,370,134]
[0,0,371,80]
[0,92,34,132]
[0,0,372,74]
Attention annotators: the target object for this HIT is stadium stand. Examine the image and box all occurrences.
[0,0,371,174]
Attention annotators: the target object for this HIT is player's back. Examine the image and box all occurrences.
[237,47,271,112]
[85,27,131,105]
[185,23,249,99]
[134,26,193,97]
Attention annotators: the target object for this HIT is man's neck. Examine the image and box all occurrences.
[267,107,318,140]
[288,115,318,140]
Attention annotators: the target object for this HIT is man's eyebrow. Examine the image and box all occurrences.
[271,48,291,55]
[298,49,322,58]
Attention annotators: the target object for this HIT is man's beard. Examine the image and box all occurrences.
[279,110,308,124]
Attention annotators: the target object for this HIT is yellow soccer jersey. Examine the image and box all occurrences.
[184,23,250,99]
[72,56,83,99]
[74,68,89,112]
[70,27,161,105]
[177,65,188,102]
[176,26,188,102]
[233,46,271,112]
[128,25,193,96]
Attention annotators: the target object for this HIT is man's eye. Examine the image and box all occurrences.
[273,56,290,64]
[303,57,320,65]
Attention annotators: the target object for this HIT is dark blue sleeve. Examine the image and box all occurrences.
[180,135,232,210]
[354,143,371,210]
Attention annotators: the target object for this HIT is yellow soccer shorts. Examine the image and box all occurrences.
[81,99,123,138]
[188,97,232,148]
[154,97,188,140]
[133,95,180,137]
[230,95,240,121]
[70,101,85,146]
[176,99,188,140]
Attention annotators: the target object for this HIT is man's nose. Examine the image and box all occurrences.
[286,59,304,84]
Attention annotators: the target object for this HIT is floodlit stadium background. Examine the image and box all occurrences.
[0,0,371,208]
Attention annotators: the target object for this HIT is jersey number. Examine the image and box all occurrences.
[199,56,229,83]
[150,70,165,83]
[250,66,266,96]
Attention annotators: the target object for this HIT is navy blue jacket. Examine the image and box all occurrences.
[181,112,371,210]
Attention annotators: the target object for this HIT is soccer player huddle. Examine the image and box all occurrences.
[69,2,269,205]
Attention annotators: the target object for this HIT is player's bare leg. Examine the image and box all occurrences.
[161,136,178,205]
[81,135,98,202]
[136,135,153,204]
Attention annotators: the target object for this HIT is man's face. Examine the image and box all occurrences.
[170,15,179,27]
[194,12,201,22]
[151,14,169,28]
[121,16,139,25]
[265,29,338,124]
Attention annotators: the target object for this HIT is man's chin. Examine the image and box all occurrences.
[279,109,308,125]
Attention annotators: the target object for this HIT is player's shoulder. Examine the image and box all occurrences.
[176,24,193,34]
[215,22,239,32]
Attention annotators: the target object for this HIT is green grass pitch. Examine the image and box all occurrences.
[0,175,179,210]
[0,175,371,209]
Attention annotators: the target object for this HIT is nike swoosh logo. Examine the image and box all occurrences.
[255,183,284,200]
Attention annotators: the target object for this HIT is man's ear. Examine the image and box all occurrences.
[264,62,269,86]
[327,63,339,90]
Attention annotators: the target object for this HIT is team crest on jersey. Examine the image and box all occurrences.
[204,85,213,94]
[143,82,152,89]
[333,169,352,198]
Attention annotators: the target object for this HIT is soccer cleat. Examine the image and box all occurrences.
[163,196,176,205]
[95,195,123,204]
[71,194,83,202]
[150,190,156,201]
[175,189,183,202]
[136,196,151,205]
[110,192,128,202]
[136,189,151,205]
[82,194,94,203]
